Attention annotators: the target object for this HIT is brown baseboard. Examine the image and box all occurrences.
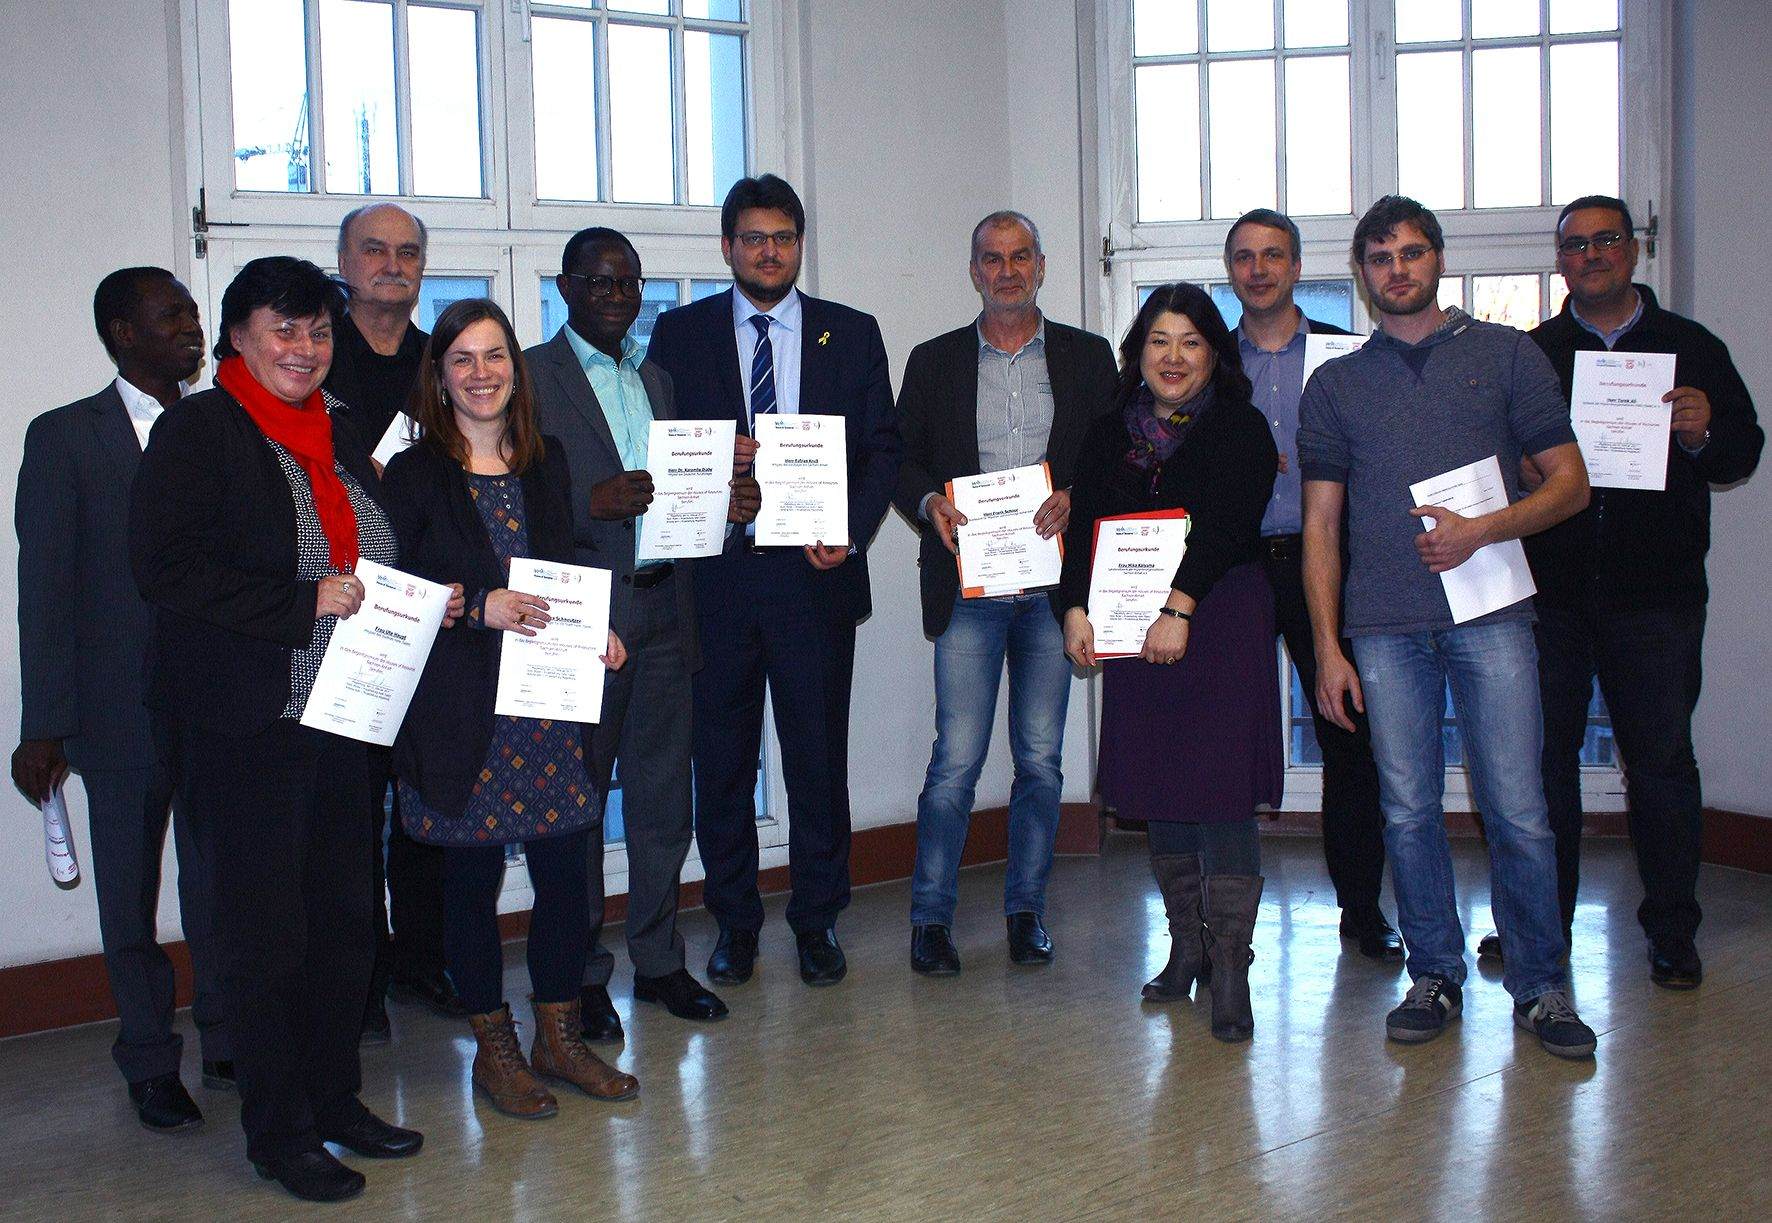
[1702,806,1772,875]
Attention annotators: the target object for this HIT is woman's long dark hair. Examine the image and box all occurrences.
[1113,282,1251,409]
[410,298,545,475]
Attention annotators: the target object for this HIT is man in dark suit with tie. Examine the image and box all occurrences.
[528,227,758,1034]
[892,211,1117,975]
[13,267,229,1130]
[646,174,902,987]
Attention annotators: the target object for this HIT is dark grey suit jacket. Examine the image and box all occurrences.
[526,329,701,671]
[16,383,158,769]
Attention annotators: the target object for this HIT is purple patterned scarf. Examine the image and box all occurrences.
[1123,384,1212,492]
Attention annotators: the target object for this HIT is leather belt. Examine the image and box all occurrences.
[1263,533,1303,562]
[631,563,675,589]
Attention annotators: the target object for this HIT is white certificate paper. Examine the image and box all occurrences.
[1086,511,1191,659]
[1302,333,1368,387]
[42,785,79,886]
[753,414,848,547]
[1570,350,1677,491]
[372,412,421,467]
[949,463,1062,597]
[495,558,613,724]
[1408,455,1537,625]
[301,559,451,745]
[636,419,736,561]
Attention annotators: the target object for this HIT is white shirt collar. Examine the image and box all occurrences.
[733,286,802,334]
[115,376,182,450]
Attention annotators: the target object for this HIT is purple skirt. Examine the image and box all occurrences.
[1098,561,1282,823]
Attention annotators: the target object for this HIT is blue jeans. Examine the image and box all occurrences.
[1351,621,1566,1003]
[910,593,1072,926]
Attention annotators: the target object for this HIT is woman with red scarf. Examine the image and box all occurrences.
[130,257,458,1203]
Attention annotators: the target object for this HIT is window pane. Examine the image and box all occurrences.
[1550,41,1620,204]
[1395,0,1460,43]
[1471,274,1540,329]
[1472,46,1542,207]
[684,31,746,206]
[1209,283,1242,329]
[1284,55,1350,216]
[610,0,670,13]
[1548,274,1570,317]
[1207,0,1273,51]
[608,23,675,203]
[320,0,399,195]
[541,277,568,342]
[1396,52,1464,209]
[1209,59,1276,218]
[1287,658,1323,766]
[1135,64,1202,221]
[635,280,682,350]
[691,278,730,301]
[1438,276,1466,310]
[685,0,745,18]
[532,17,599,201]
[1551,0,1619,34]
[409,5,483,198]
[1284,0,1347,48]
[1471,0,1540,39]
[1134,0,1198,56]
[228,0,311,192]
[1296,280,1355,330]
[417,275,491,332]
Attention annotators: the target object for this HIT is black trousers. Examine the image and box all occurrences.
[443,830,591,1015]
[172,716,373,1163]
[1261,537,1386,912]
[367,745,447,992]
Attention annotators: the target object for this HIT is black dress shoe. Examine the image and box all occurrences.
[1006,912,1054,965]
[795,928,847,986]
[318,1104,424,1159]
[1476,931,1505,962]
[253,1149,367,1202]
[579,984,625,1042]
[708,927,759,985]
[1340,908,1405,961]
[635,968,730,1020]
[360,995,392,1045]
[910,924,961,976]
[201,1060,236,1091]
[128,1073,203,1132]
[1649,942,1703,990]
[389,969,469,1018]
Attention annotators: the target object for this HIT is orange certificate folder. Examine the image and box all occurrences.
[1086,507,1191,659]
[947,461,1064,599]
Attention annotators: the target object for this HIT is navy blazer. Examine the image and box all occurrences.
[645,288,901,623]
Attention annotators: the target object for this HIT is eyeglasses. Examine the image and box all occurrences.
[1556,231,1629,256]
[1361,245,1435,270]
[735,230,801,250]
[563,273,644,298]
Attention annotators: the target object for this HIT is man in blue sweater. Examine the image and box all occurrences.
[1298,196,1597,1059]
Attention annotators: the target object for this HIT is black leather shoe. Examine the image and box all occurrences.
[253,1149,366,1202]
[201,1059,236,1091]
[128,1073,203,1132]
[360,995,392,1045]
[796,928,847,986]
[708,927,759,985]
[910,925,961,976]
[318,1107,424,1159]
[1006,912,1054,965]
[579,984,625,1042]
[389,969,469,1018]
[1476,931,1504,962]
[1649,942,1703,990]
[1340,908,1405,961]
[635,969,730,1021]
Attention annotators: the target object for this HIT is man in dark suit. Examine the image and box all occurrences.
[1224,208,1401,961]
[646,174,901,987]
[529,227,758,1033]
[892,211,1116,975]
[13,266,228,1130]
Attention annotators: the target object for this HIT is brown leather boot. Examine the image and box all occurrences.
[531,998,640,1101]
[1143,852,1211,1002]
[1203,875,1265,1043]
[468,1006,558,1119]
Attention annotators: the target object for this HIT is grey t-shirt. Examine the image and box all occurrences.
[1297,309,1576,636]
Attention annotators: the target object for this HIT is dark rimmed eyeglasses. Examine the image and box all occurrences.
[1556,231,1630,256]
[563,273,644,298]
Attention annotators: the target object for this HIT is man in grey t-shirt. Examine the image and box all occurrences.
[1297,196,1597,1059]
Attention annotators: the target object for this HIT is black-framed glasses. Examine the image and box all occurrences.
[735,230,800,250]
[1361,245,1435,270]
[564,273,644,298]
[1556,231,1629,256]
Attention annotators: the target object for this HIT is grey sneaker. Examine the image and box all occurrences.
[1386,973,1462,1043]
[1513,990,1597,1059]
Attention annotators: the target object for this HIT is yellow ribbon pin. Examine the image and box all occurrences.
[818,331,830,346]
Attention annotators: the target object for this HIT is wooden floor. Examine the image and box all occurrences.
[4,832,1769,1221]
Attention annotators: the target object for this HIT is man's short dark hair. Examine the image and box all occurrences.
[93,266,177,358]
[970,210,1043,261]
[1352,195,1445,264]
[336,202,428,260]
[1556,194,1634,239]
[1224,208,1301,264]
[213,256,347,361]
[720,174,805,240]
[562,226,641,276]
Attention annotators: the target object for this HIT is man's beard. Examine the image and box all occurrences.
[734,266,796,307]
[1371,278,1439,317]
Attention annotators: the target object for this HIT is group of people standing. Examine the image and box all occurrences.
[16,172,1758,1202]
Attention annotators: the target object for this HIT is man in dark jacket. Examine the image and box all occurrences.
[1514,194,1762,989]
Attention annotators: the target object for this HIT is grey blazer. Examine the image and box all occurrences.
[16,384,158,769]
[525,329,701,671]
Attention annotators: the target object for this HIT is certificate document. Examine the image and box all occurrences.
[753,414,848,546]
[1086,509,1191,659]
[948,462,1062,597]
[1408,455,1537,625]
[301,559,451,745]
[495,558,613,724]
[636,419,736,561]
[1302,333,1368,387]
[372,412,421,467]
[1570,350,1677,491]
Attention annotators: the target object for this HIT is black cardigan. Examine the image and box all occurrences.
[1057,392,1278,614]
[378,437,583,819]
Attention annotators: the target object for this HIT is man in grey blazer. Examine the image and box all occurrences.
[13,267,229,1130]
[528,227,759,1035]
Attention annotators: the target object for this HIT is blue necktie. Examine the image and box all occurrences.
[748,314,776,432]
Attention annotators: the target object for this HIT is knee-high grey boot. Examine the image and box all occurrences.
[1143,853,1211,1002]
[1204,874,1264,1042]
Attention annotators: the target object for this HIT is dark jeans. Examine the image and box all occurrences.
[1537,599,1707,947]
[1146,817,1262,875]
[443,830,591,1015]
[1262,539,1386,911]
[367,746,447,989]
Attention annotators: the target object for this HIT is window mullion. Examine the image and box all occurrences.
[594,14,614,202]
[1195,2,1210,221]
[1272,0,1286,213]
[307,0,329,194]
[1461,9,1475,210]
[671,21,689,205]
[394,0,416,195]
[1537,19,1552,206]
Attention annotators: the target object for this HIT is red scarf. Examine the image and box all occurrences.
[217,355,359,573]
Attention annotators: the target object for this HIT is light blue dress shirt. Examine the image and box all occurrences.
[564,324,653,472]
[1239,311,1310,537]
[734,287,803,425]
